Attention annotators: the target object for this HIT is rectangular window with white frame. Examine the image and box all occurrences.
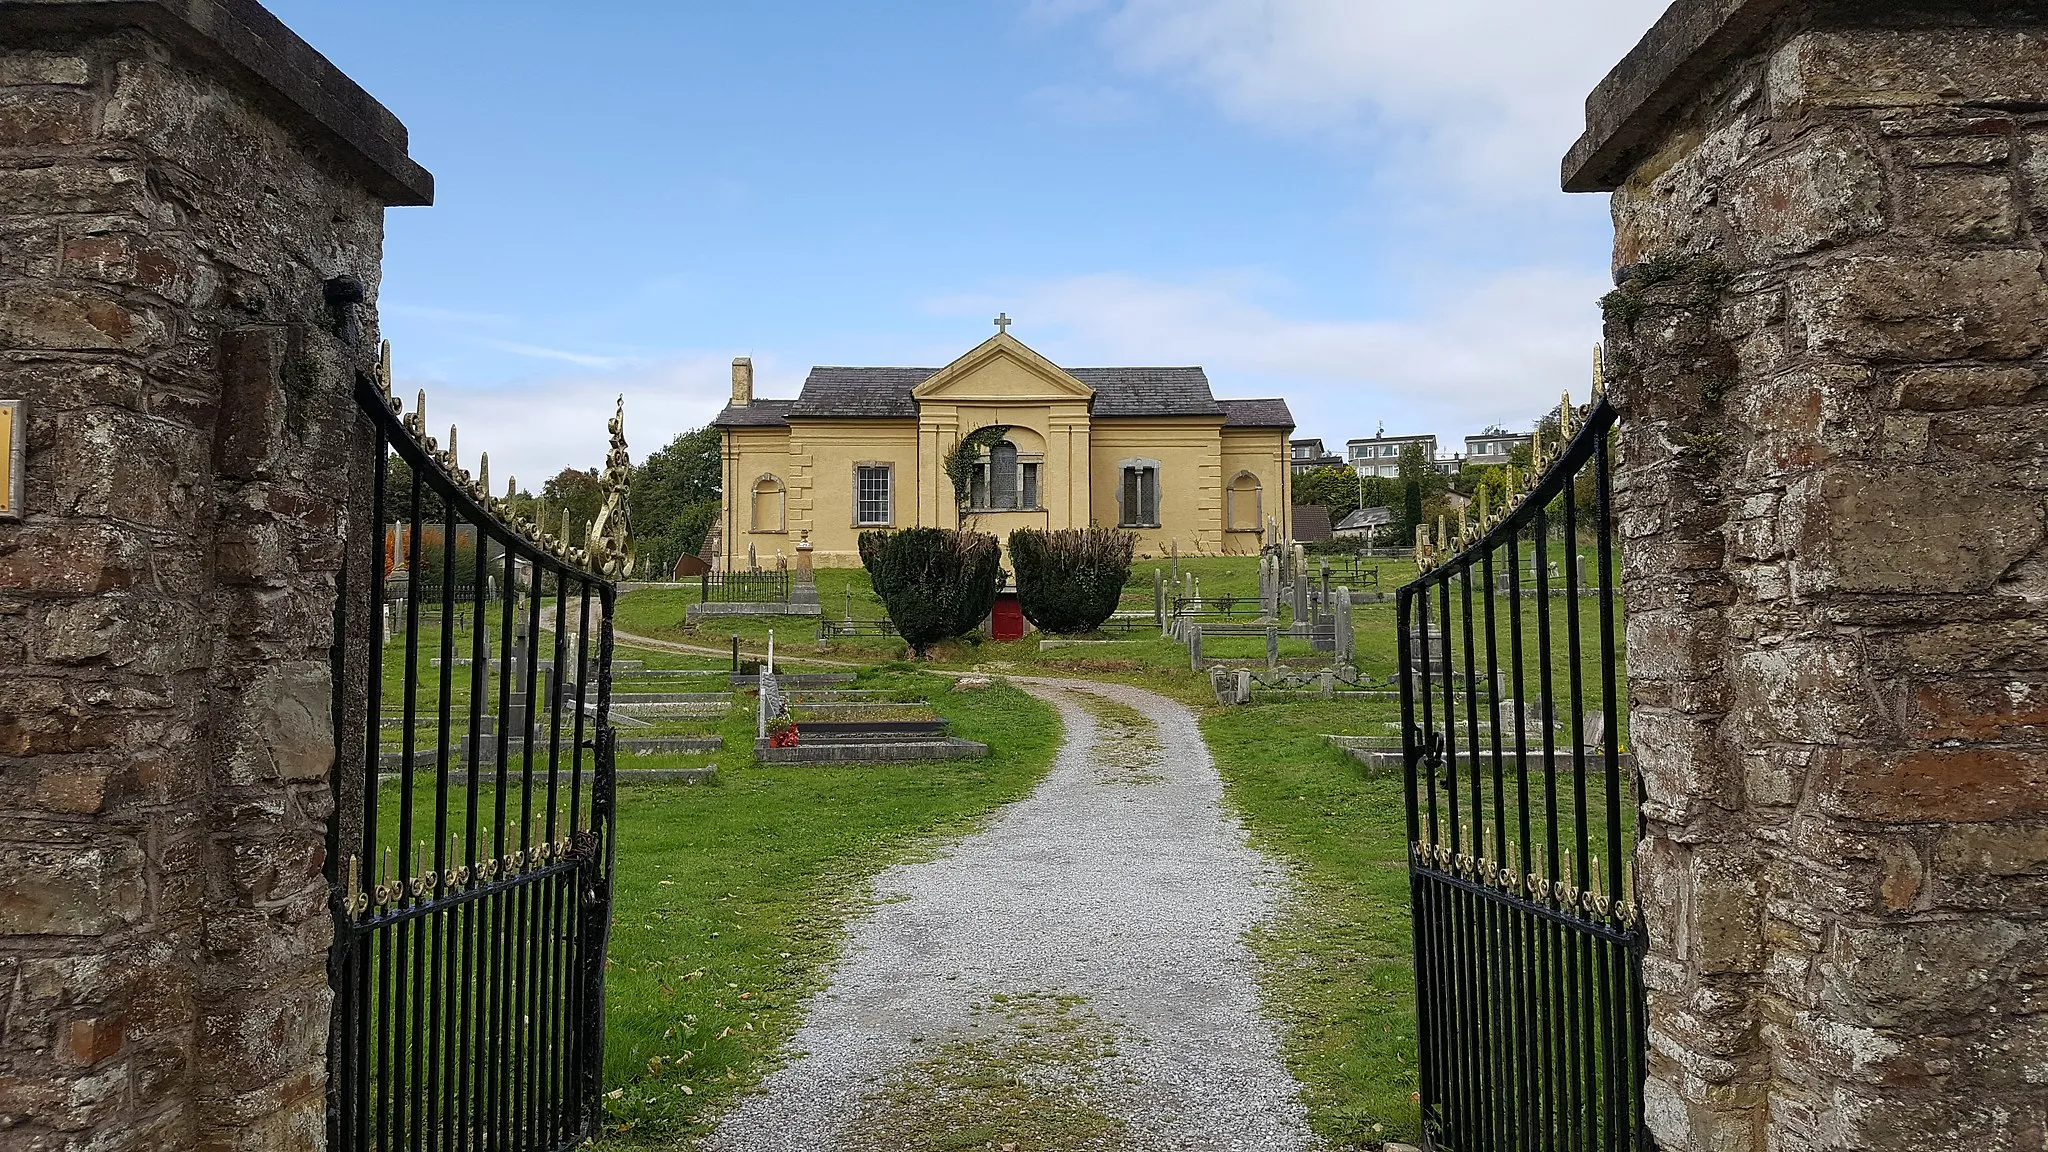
[855,464,893,526]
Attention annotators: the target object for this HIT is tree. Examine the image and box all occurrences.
[1401,480,1424,546]
[858,528,1003,658]
[631,425,722,572]
[1009,528,1136,634]
[1292,465,1363,523]
[538,468,604,545]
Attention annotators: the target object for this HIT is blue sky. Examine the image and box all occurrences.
[267,1,1666,487]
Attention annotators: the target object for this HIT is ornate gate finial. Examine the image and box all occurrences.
[588,395,634,580]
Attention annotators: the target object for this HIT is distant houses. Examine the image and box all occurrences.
[1289,437,1343,473]
[1285,425,1535,480]
[1344,433,1437,478]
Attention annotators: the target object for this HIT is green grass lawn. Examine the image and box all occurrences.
[595,667,1063,1148]
[580,545,1629,1149]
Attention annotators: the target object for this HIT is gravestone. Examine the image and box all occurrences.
[1333,589,1354,666]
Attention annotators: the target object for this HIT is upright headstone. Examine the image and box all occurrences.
[1334,588,1354,666]
[1234,669,1253,706]
[792,534,819,608]
[1188,624,1203,671]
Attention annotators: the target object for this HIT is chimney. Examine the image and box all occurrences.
[731,357,753,407]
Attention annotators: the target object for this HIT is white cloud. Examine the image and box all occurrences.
[936,265,1608,446]
[478,339,635,370]
[393,353,767,492]
[1054,0,1660,192]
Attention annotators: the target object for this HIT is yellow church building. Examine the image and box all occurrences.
[710,327,1296,570]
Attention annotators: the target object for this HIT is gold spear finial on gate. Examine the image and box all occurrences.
[1592,344,1606,397]
[478,453,491,500]
[448,424,459,465]
[345,854,369,918]
[1588,855,1610,917]
[1559,391,1574,441]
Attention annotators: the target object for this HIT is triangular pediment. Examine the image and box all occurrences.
[911,333,1095,405]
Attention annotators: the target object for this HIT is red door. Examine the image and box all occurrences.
[991,592,1025,641]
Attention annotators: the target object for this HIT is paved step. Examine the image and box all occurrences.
[613,691,732,704]
[755,736,988,764]
[620,736,723,755]
[733,672,858,688]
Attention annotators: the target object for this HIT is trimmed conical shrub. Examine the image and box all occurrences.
[1008,527,1135,635]
[858,528,1002,657]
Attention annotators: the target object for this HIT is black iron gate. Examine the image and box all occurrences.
[327,364,619,1151]
[1396,391,1647,1151]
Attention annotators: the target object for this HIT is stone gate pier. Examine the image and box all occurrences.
[1570,1,2048,1148]
[0,1,427,1148]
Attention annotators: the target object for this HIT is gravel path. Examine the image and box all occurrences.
[705,678,1320,1151]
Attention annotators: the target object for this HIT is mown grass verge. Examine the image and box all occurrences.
[597,665,1062,1147]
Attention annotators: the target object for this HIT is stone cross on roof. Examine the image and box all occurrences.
[994,313,1012,334]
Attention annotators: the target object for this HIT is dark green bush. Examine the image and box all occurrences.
[1008,527,1135,635]
[858,528,1002,657]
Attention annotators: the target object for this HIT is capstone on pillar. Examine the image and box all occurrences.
[1566,3,2048,1150]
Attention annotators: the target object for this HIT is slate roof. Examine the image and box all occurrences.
[1066,368,1221,417]
[1217,398,1295,428]
[787,368,932,419]
[1292,506,1333,542]
[713,366,1288,427]
[1336,506,1396,532]
[710,399,797,428]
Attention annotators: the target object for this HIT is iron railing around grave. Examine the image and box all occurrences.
[700,567,791,603]
[1396,390,1645,1152]
[327,367,619,1152]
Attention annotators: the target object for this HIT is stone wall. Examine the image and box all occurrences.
[1570,2,2048,1149]
[0,4,426,1148]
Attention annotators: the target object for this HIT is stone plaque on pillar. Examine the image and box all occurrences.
[0,399,19,520]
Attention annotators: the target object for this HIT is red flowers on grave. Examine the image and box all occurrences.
[768,721,800,748]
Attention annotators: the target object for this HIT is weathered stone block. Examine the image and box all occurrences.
[0,54,90,86]
[1792,251,2048,362]
[1908,675,2048,743]
[1896,135,2011,168]
[1728,125,1884,263]
[0,161,151,215]
[1730,641,1877,745]
[59,1016,126,1068]
[0,843,145,935]
[1818,465,2042,595]
[34,764,112,815]
[1770,29,2048,115]
[1824,747,2048,823]
[1893,365,2039,412]
[0,285,169,352]
[1904,167,2019,242]
[224,662,334,785]
[0,88,93,146]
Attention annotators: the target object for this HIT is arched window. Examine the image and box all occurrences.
[1228,471,1262,531]
[751,475,785,532]
[969,438,1043,511]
